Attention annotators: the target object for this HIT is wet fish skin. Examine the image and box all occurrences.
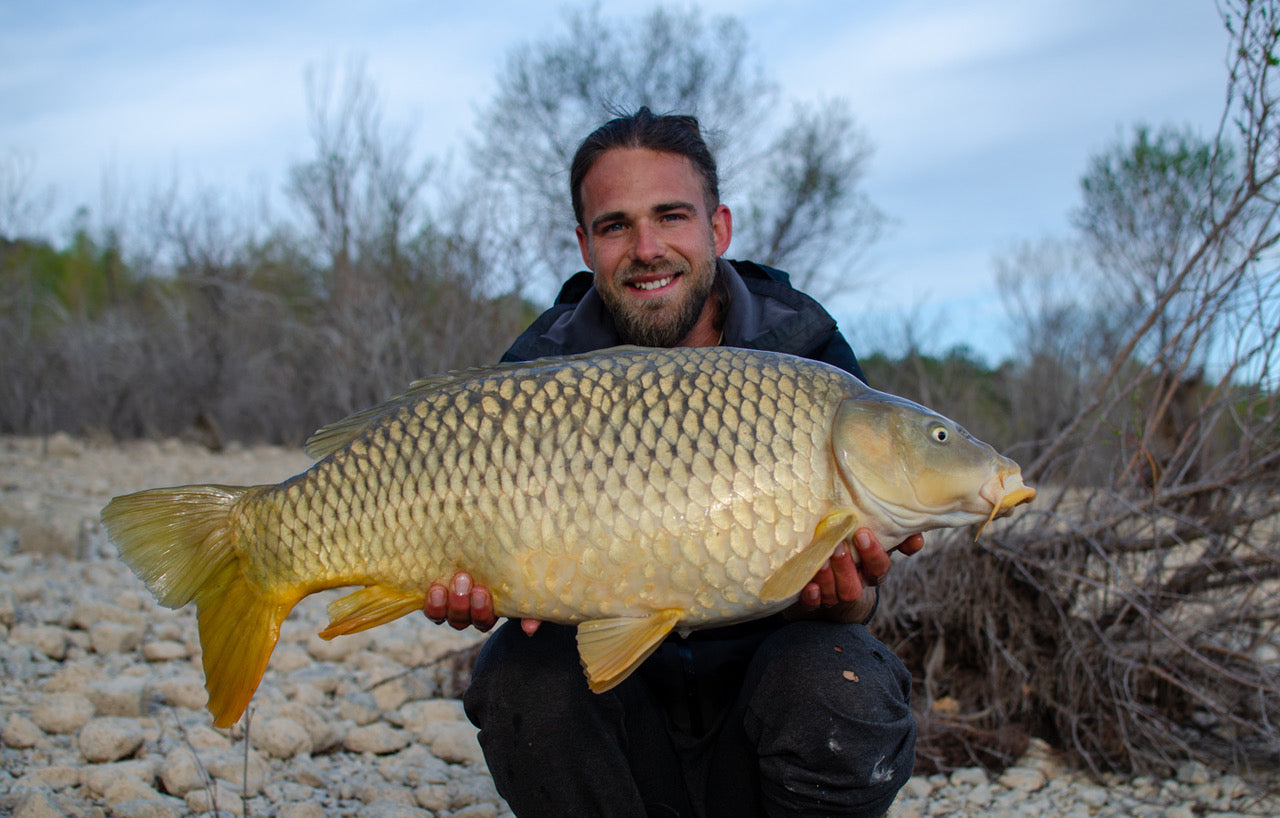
[101,345,1034,727]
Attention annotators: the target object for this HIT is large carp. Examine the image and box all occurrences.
[102,346,1034,727]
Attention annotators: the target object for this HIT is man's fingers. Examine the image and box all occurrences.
[829,542,863,600]
[853,529,891,585]
[424,583,448,624]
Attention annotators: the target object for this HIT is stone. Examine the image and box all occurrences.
[201,746,269,793]
[415,783,451,811]
[1176,759,1211,785]
[339,689,382,725]
[78,716,146,763]
[11,624,68,660]
[185,779,245,816]
[306,630,369,661]
[0,588,15,627]
[997,765,1046,792]
[79,760,159,797]
[86,675,149,717]
[422,720,485,766]
[88,620,144,654]
[949,766,988,787]
[2,713,44,748]
[251,716,311,759]
[31,691,95,734]
[141,639,188,661]
[12,789,63,818]
[109,797,186,818]
[344,722,411,755]
[158,750,209,796]
[151,675,207,711]
[359,800,432,818]
[277,804,326,818]
[102,776,165,805]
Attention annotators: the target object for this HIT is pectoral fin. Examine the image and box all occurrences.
[319,585,427,639]
[759,510,859,603]
[576,610,683,693]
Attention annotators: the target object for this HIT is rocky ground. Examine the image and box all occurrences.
[2,433,1278,817]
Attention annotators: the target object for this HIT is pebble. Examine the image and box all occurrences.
[2,436,1278,818]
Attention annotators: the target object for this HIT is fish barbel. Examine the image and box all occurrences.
[101,346,1034,727]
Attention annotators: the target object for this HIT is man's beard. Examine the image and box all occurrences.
[605,256,719,348]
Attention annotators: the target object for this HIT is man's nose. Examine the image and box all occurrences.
[631,220,665,264]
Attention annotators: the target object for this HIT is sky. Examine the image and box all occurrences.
[0,0,1231,364]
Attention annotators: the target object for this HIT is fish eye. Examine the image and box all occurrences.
[929,423,949,443]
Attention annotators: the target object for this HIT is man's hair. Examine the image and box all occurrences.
[569,107,720,227]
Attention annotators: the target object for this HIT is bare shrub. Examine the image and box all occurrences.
[881,1,1280,779]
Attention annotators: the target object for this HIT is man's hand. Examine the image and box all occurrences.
[788,529,923,623]
[423,572,541,634]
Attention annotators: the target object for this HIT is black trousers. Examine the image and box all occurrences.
[463,617,915,818]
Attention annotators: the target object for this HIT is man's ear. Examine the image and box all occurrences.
[711,204,732,257]
[576,225,592,269]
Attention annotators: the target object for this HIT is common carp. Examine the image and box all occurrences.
[101,346,1034,727]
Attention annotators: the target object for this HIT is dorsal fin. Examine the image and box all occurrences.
[302,346,654,459]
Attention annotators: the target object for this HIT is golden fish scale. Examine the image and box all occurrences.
[240,348,855,625]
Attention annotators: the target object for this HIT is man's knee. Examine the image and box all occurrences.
[743,622,916,816]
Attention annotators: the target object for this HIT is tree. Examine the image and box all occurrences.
[467,3,883,296]
[888,0,1280,778]
[285,58,433,306]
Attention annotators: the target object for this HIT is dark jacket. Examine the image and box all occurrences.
[501,259,867,385]
[497,258,869,739]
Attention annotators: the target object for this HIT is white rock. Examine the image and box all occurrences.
[86,675,149,717]
[0,588,15,626]
[344,723,411,755]
[102,775,164,806]
[949,766,988,787]
[3,713,44,748]
[360,800,432,818]
[997,765,1046,792]
[158,751,208,796]
[11,624,68,660]
[12,789,63,818]
[251,716,311,759]
[78,716,146,763]
[339,690,382,725]
[151,675,207,711]
[109,797,186,818]
[141,639,188,661]
[79,760,158,797]
[422,720,485,766]
[1176,759,1211,785]
[88,620,144,654]
[185,779,245,816]
[277,804,326,818]
[201,745,269,793]
[415,782,451,811]
[306,630,369,661]
[31,691,95,734]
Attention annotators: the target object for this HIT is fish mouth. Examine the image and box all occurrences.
[975,471,1036,538]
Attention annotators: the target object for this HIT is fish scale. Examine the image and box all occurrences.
[101,345,1035,727]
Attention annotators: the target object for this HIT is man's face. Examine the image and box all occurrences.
[575,148,732,347]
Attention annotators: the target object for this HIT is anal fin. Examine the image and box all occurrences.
[320,585,427,639]
[759,510,859,602]
[576,610,682,693]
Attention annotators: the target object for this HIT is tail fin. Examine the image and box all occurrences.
[101,485,295,728]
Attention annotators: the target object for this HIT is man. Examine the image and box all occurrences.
[424,108,921,817]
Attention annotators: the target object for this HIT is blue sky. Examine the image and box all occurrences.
[0,1,1230,363]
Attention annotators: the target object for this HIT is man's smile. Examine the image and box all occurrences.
[629,274,679,292]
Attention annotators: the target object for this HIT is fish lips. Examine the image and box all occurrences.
[975,472,1036,538]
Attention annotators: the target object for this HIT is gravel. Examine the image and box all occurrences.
[2,433,1278,817]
